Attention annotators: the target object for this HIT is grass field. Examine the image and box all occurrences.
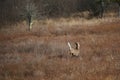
[0,17,120,80]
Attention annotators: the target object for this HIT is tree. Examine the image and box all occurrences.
[99,0,105,18]
[114,0,120,17]
[21,0,38,31]
[102,0,120,17]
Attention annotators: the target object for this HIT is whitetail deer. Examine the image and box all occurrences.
[68,42,80,57]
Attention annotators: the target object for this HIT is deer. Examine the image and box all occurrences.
[68,42,80,57]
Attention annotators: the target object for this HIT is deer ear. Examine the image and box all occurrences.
[75,42,80,50]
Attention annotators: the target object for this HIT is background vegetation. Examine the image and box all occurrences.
[0,0,120,27]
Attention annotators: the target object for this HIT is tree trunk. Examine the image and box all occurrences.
[116,1,120,17]
[119,4,120,17]
[27,13,32,31]
[100,0,104,18]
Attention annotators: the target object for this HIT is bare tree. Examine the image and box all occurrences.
[116,1,120,17]
[21,0,38,31]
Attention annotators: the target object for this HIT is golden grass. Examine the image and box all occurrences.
[41,17,120,26]
[0,18,120,80]
[0,17,120,34]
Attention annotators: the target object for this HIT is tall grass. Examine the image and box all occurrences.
[0,18,120,80]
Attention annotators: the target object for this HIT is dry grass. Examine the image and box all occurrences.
[0,18,120,80]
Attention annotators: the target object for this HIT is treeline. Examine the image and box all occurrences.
[0,0,120,26]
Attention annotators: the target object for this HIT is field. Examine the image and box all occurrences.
[0,18,120,80]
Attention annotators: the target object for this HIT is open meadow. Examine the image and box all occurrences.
[0,18,120,80]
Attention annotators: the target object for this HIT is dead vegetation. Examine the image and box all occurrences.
[0,18,120,80]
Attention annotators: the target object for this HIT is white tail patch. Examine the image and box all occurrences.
[68,42,72,50]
